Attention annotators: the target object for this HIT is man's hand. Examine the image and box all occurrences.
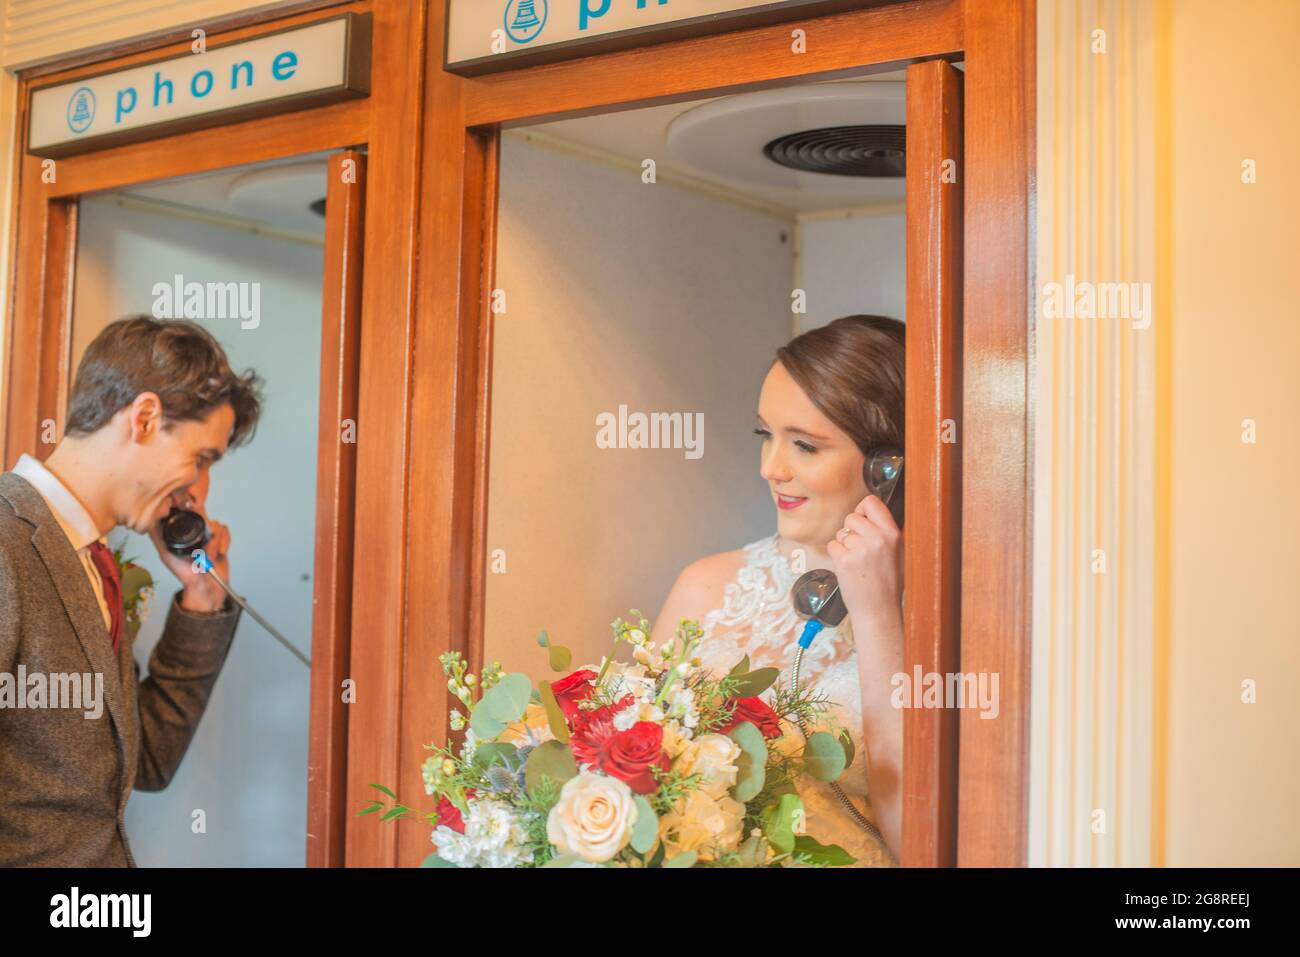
[149,494,231,614]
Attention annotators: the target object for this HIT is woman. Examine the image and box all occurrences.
[651,315,905,867]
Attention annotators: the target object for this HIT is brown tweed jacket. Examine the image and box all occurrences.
[0,471,241,867]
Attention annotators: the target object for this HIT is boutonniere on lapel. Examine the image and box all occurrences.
[110,546,156,642]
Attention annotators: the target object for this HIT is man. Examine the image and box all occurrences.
[0,315,262,866]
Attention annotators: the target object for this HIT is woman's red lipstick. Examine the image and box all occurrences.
[775,493,806,510]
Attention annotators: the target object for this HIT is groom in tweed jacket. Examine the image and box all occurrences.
[0,316,262,867]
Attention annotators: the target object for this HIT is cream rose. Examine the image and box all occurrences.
[546,772,638,863]
[674,733,742,798]
[658,786,746,861]
[659,719,692,760]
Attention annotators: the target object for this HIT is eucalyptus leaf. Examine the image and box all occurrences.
[630,795,658,854]
[538,681,571,743]
[537,631,551,648]
[803,731,847,782]
[764,793,802,854]
[729,667,780,697]
[727,655,751,677]
[664,851,697,868]
[794,835,857,867]
[727,721,767,803]
[421,853,460,868]
[472,742,519,771]
[469,702,506,740]
[525,739,577,797]
[548,643,573,673]
[481,672,533,724]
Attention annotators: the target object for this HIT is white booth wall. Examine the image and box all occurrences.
[484,131,904,679]
[72,194,322,866]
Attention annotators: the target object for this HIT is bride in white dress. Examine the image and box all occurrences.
[651,315,906,868]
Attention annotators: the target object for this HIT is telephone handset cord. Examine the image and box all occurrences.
[793,617,898,865]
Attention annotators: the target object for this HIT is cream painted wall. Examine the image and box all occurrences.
[483,133,794,677]
[1032,0,1299,867]
[1163,0,1299,866]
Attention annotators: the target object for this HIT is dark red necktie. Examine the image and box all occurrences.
[87,541,123,653]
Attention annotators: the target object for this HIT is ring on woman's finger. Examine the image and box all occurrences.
[837,527,853,543]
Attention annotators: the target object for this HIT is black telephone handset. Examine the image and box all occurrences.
[160,506,211,557]
[864,446,904,530]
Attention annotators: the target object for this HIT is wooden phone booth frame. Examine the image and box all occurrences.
[1,0,420,867]
[1,0,1032,869]
[384,0,1034,868]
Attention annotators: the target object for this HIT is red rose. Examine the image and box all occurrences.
[570,691,636,735]
[571,719,670,795]
[432,788,476,834]
[716,696,783,739]
[550,669,598,721]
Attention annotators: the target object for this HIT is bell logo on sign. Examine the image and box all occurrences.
[505,0,548,44]
[66,88,96,134]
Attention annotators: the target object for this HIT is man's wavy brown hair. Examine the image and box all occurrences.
[66,315,263,447]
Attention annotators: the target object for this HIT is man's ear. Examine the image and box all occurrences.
[126,392,164,443]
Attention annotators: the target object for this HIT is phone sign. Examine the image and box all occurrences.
[28,13,371,158]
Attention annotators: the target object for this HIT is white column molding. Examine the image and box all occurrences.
[1030,0,1159,867]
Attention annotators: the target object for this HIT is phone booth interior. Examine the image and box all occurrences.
[369,0,1033,868]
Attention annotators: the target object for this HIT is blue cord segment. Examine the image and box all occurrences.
[193,549,214,573]
[798,618,824,649]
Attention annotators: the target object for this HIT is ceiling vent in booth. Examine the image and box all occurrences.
[665,81,906,197]
[762,124,905,177]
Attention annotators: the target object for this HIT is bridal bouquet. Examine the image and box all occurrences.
[361,611,860,867]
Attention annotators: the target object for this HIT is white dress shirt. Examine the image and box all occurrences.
[12,453,114,633]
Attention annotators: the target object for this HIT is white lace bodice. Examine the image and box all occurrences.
[694,533,895,867]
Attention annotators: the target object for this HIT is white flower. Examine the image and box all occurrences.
[586,659,653,693]
[660,680,700,731]
[460,728,479,762]
[674,733,742,798]
[632,642,665,673]
[612,699,665,731]
[546,772,638,863]
[430,797,531,868]
[657,787,746,862]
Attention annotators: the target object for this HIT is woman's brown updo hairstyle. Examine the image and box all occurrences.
[773,314,905,459]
